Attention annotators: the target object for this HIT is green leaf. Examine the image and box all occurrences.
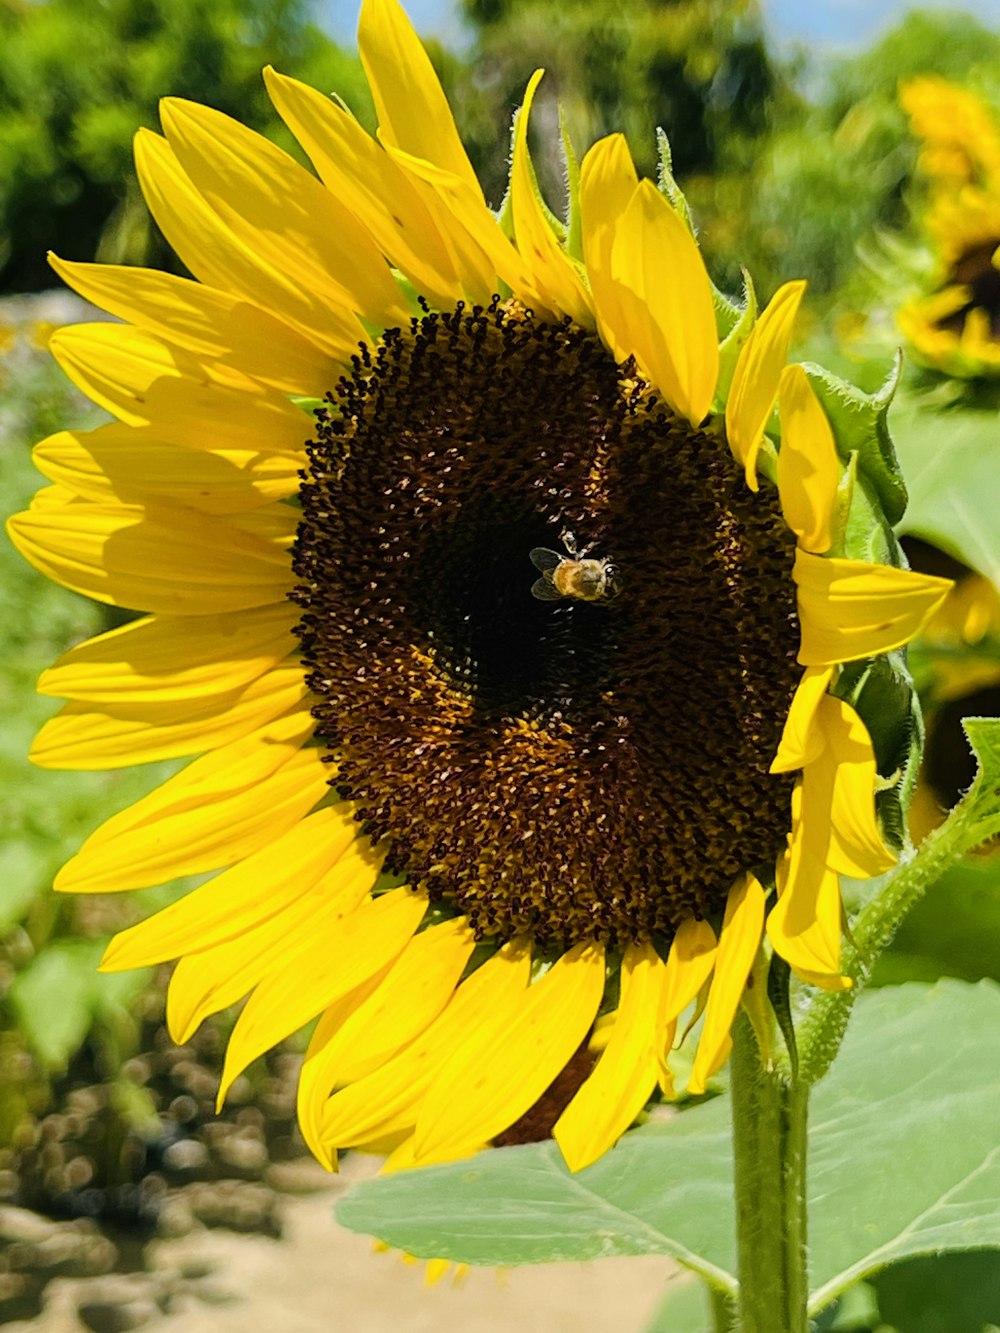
[646,1275,717,1332]
[805,980,1000,1313]
[802,356,908,526]
[873,855,1000,985]
[872,1251,1000,1333]
[335,979,1000,1312]
[890,399,1000,581]
[8,938,105,1069]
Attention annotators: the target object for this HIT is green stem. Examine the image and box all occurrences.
[730,1014,809,1333]
[709,1285,739,1332]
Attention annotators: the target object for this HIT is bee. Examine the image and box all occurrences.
[529,537,622,603]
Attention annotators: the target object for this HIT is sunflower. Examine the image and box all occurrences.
[8,0,950,1176]
[898,76,1000,377]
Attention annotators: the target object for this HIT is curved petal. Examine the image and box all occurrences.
[38,604,297,704]
[687,875,765,1095]
[8,498,290,616]
[554,941,664,1172]
[54,712,323,894]
[777,364,840,554]
[767,793,850,988]
[159,98,408,331]
[610,179,718,426]
[217,886,428,1106]
[579,133,639,361]
[795,551,953,665]
[263,67,463,311]
[101,807,367,970]
[166,851,377,1045]
[770,666,835,773]
[358,0,482,200]
[317,943,532,1157]
[726,281,805,490]
[31,661,306,769]
[34,425,301,515]
[50,256,335,397]
[802,695,896,878]
[297,919,476,1162]
[510,71,593,328]
[134,129,367,358]
[411,943,606,1166]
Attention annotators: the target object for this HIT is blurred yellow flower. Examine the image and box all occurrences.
[7,0,949,1176]
[899,76,1000,377]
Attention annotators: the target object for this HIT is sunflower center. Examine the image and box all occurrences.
[292,301,800,947]
[936,238,1000,340]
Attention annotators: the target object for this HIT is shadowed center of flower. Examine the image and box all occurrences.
[292,301,800,947]
[937,238,1000,340]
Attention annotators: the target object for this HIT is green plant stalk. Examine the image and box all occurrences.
[727,1014,809,1333]
[798,756,996,1086]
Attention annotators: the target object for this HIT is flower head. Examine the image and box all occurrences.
[8,0,950,1174]
[898,77,1000,377]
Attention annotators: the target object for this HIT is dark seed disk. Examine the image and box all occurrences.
[292,300,800,947]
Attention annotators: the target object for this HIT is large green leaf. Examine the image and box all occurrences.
[890,399,1000,581]
[336,980,1000,1313]
[873,1251,1000,1333]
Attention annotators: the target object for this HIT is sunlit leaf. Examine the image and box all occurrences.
[337,980,1000,1316]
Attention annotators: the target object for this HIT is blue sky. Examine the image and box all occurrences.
[322,0,1000,51]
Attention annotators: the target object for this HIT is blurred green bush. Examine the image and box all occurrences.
[0,0,371,292]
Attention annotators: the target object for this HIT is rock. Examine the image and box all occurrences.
[161,1139,210,1175]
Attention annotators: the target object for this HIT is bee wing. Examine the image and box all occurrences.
[531,576,565,601]
[529,547,563,575]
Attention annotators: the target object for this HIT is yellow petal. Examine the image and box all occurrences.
[554,941,664,1172]
[687,875,765,1095]
[54,712,324,894]
[317,943,531,1155]
[382,143,528,305]
[263,67,462,311]
[50,322,225,427]
[802,695,896,878]
[38,604,297,703]
[658,916,718,1025]
[511,71,593,328]
[297,919,476,1163]
[777,364,839,553]
[101,806,365,970]
[358,0,482,199]
[159,98,408,332]
[167,847,377,1044]
[770,666,835,773]
[217,887,428,1106]
[726,281,806,490]
[50,255,335,397]
[794,551,953,665]
[134,129,367,358]
[411,943,606,1166]
[610,179,718,426]
[767,814,847,985]
[31,662,306,769]
[34,425,301,515]
[7,499,290,614]
[579,133,639,361]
